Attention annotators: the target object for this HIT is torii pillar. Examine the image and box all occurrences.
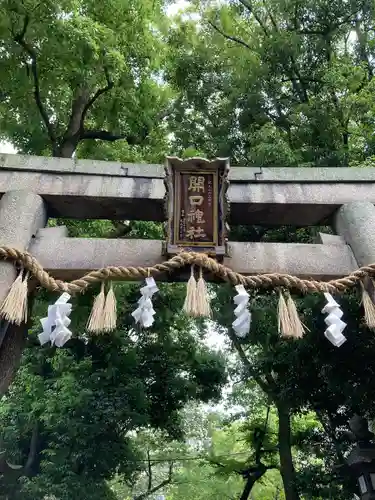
[0,191,47,394]
[335,202,375,266]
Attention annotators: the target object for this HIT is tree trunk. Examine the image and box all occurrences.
[240,476,257,500]
[277,402,300,500]
[342,131,349,168]
[0,322,27,395]
[355,19,373,80]
[0,293,37,396]
[53,137,79,158]
[316,409,346,466]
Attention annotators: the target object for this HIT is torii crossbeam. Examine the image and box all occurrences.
[0,153,374,393]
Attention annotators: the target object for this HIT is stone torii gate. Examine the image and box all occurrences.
[0,152,374,393]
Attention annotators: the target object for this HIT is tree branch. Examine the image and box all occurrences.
[147,450,152,492]
[237,0,269,36]
[239,463,276,500]
[226,329,271,395]
[240,0,309,104]
[63,87,92,141]
[217,2,307,104]
[210,459,243,475]
[287,7,361,36]
[134,462,174,500]
[81,129,149,145]
[261,0,278,31]
[255,405,271,463]
[81,130,127,142]
[57,67,115,155]
[0,422,39,478]
[24,423,39,475]
[355,18,373,81]
[80,66,114,128]
[13,16,56,142]
[208,21,253,51]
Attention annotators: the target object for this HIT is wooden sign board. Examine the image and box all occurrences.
[164,157,230,256]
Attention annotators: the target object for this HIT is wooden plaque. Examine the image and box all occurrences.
[164,157,230,256]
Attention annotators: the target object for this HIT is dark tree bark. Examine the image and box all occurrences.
[53,138,80,159]
[276,402,300,500]
[240,476,258,500]
[0,321,27,395]
[211,459,275,500]
[239,465,274,500]
[0,421,41,499]
[0,293,36,396]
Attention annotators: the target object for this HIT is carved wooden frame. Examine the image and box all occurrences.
[164,156,230,256]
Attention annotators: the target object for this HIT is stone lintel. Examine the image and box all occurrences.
[3,153,375,182]
[1,170,375,226]
[228,183,375,225]
[2,154,375,225]
[28,232,358,281]
[0,170,165,222]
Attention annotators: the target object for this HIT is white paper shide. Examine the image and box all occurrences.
[322,292,347,347]
[132,277,159,328]
[232,284,251,338]
[38,292,73,347]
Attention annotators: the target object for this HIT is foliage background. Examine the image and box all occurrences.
[2,0,375,499]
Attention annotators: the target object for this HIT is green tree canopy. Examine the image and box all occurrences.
[167,0,375,166]
[0,0,171,158]
[0,282,227,499]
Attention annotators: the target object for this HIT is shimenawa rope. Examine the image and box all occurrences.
[0,245,373,295]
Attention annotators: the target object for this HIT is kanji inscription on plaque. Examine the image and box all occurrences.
[164,157,230,255]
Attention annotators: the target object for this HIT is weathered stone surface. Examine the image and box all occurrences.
[0,152,164,178]
[228,183,375,225]
[316,233,346,246]
[0,191,47,301]
[229,166,375,182]
[0,170,165,221]
[226,241,357,279]
[29,232,358,280]
[1,154,375,225]
[0,191,47,395]
[1,169,374,225]
[335,201,375,266]
[37,225,69,238]
[29,234,164,280]
[3,153,375,182]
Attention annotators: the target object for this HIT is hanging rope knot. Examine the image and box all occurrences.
[0,245,372,296]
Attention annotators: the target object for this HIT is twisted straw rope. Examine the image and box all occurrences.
[0,246,373,295]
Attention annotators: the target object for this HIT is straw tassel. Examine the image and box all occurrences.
[184,265,198,317]
[103,282,117,332]
[87,282,105,333]
[286,291,306,339]
[0,269,29,325]
[278,290,292,338]
[196,267,211,318]
[21,272,30,324]
[361,282,375,330]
